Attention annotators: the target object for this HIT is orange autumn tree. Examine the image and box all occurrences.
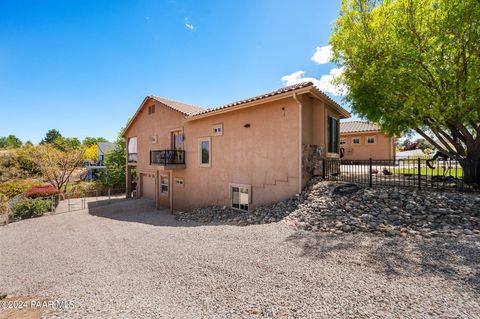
[33,144,85,191]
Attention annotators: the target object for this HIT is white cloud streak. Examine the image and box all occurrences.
[184,17,195,30]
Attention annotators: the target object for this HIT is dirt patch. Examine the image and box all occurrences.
[0,295,50,319]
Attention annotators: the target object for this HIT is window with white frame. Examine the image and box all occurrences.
[340,138,346,145]
[160,175,169,194]
[352,137,361,145]
[175,178,184,186]
[366,136,376,145]
[231,186,249,211]
[199,137,211,167]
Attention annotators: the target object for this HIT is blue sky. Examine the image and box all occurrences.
[0,0,346,143]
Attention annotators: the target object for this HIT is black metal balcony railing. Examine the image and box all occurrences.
[128,153,137,163]
[150,150,185,166]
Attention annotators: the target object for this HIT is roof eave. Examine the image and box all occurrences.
[184,86,313,122]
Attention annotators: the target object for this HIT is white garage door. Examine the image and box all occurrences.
[142,173,156,200]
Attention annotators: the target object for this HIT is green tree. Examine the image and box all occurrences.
[102,130,126,188]
[0,135,22,149]
[82,137,108,147]
[40,129,62,145]
[331,0,480,181]
[51,137,81,151]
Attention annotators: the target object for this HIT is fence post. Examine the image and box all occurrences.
[322,159,326,179]
[369,158,373,187]
[51,195,55,214]
[417,157,422,190]
[108,188,111,200]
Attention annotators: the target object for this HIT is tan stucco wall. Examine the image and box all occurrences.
[300,96,342,186]
[175,97,300,210]
[340,132,395,160]
[125,96,302,211]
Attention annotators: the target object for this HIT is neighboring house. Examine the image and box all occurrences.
[84,142,114,181]
[97,142,115,164]
[396,149,427,160]
[123,82,350,211]
[339,121,396,160]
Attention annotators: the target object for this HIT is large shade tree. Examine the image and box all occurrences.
[331,0,480,182]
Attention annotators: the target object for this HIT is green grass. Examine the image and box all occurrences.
[392,167,464,178]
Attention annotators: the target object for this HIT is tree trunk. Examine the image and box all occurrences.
[459,158,480,186]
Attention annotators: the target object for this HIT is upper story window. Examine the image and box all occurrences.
[327,116,339,154]
[148,105,156,115]
[352,137,361,145]
[366,136,376,145]
[199,137,211,167]
[340,138,346,145]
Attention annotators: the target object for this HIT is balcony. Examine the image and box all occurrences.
[150,150,185,168]
[128,153,137,164]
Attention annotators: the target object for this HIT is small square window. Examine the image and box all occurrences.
[175,178,184,186]
[352,137,361,145]
[148,105,156,115]
[212,124,223,136]
[231,186,249,211]
[366,137,376,144]
[340,139,346,145]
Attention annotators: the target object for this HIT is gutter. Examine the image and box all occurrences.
[293,92,303,194]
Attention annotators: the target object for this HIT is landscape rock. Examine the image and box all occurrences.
[174,178,480,239]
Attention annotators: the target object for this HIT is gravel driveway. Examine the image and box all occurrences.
[0,198,479,318]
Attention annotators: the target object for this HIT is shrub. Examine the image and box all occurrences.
[25,185,59,198]
[12,198,51,219]
[0,179,34,199]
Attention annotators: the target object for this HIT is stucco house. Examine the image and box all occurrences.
[123,82,350,211]
[339,121,396,160]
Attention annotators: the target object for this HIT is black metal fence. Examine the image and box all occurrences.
[323,158,480,192]
[150,150,185,166]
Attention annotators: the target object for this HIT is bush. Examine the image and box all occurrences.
[12,198,51,219]
[25,185,59,198]
[0,179,34,199]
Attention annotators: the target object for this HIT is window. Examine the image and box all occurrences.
[352,137,361,145]
[99,155,104,161]
[231,186,249,211]
[327,116,339,154]
[340,139,346,145]
[175,178,184,186]
[199,137,211,167]
[212,124,223,136]
[148,105,156,114]
[366,136,376,145]
[160,175,169,194]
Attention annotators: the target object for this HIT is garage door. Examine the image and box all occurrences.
[141,173,156,200]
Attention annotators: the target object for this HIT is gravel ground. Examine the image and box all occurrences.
[0,198,479,318]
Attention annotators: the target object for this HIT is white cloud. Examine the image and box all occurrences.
[311,45,333,64]
[184,17,194,30]
[281,67,347,96]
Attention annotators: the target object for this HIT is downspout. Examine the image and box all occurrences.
[293,92,303,194]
